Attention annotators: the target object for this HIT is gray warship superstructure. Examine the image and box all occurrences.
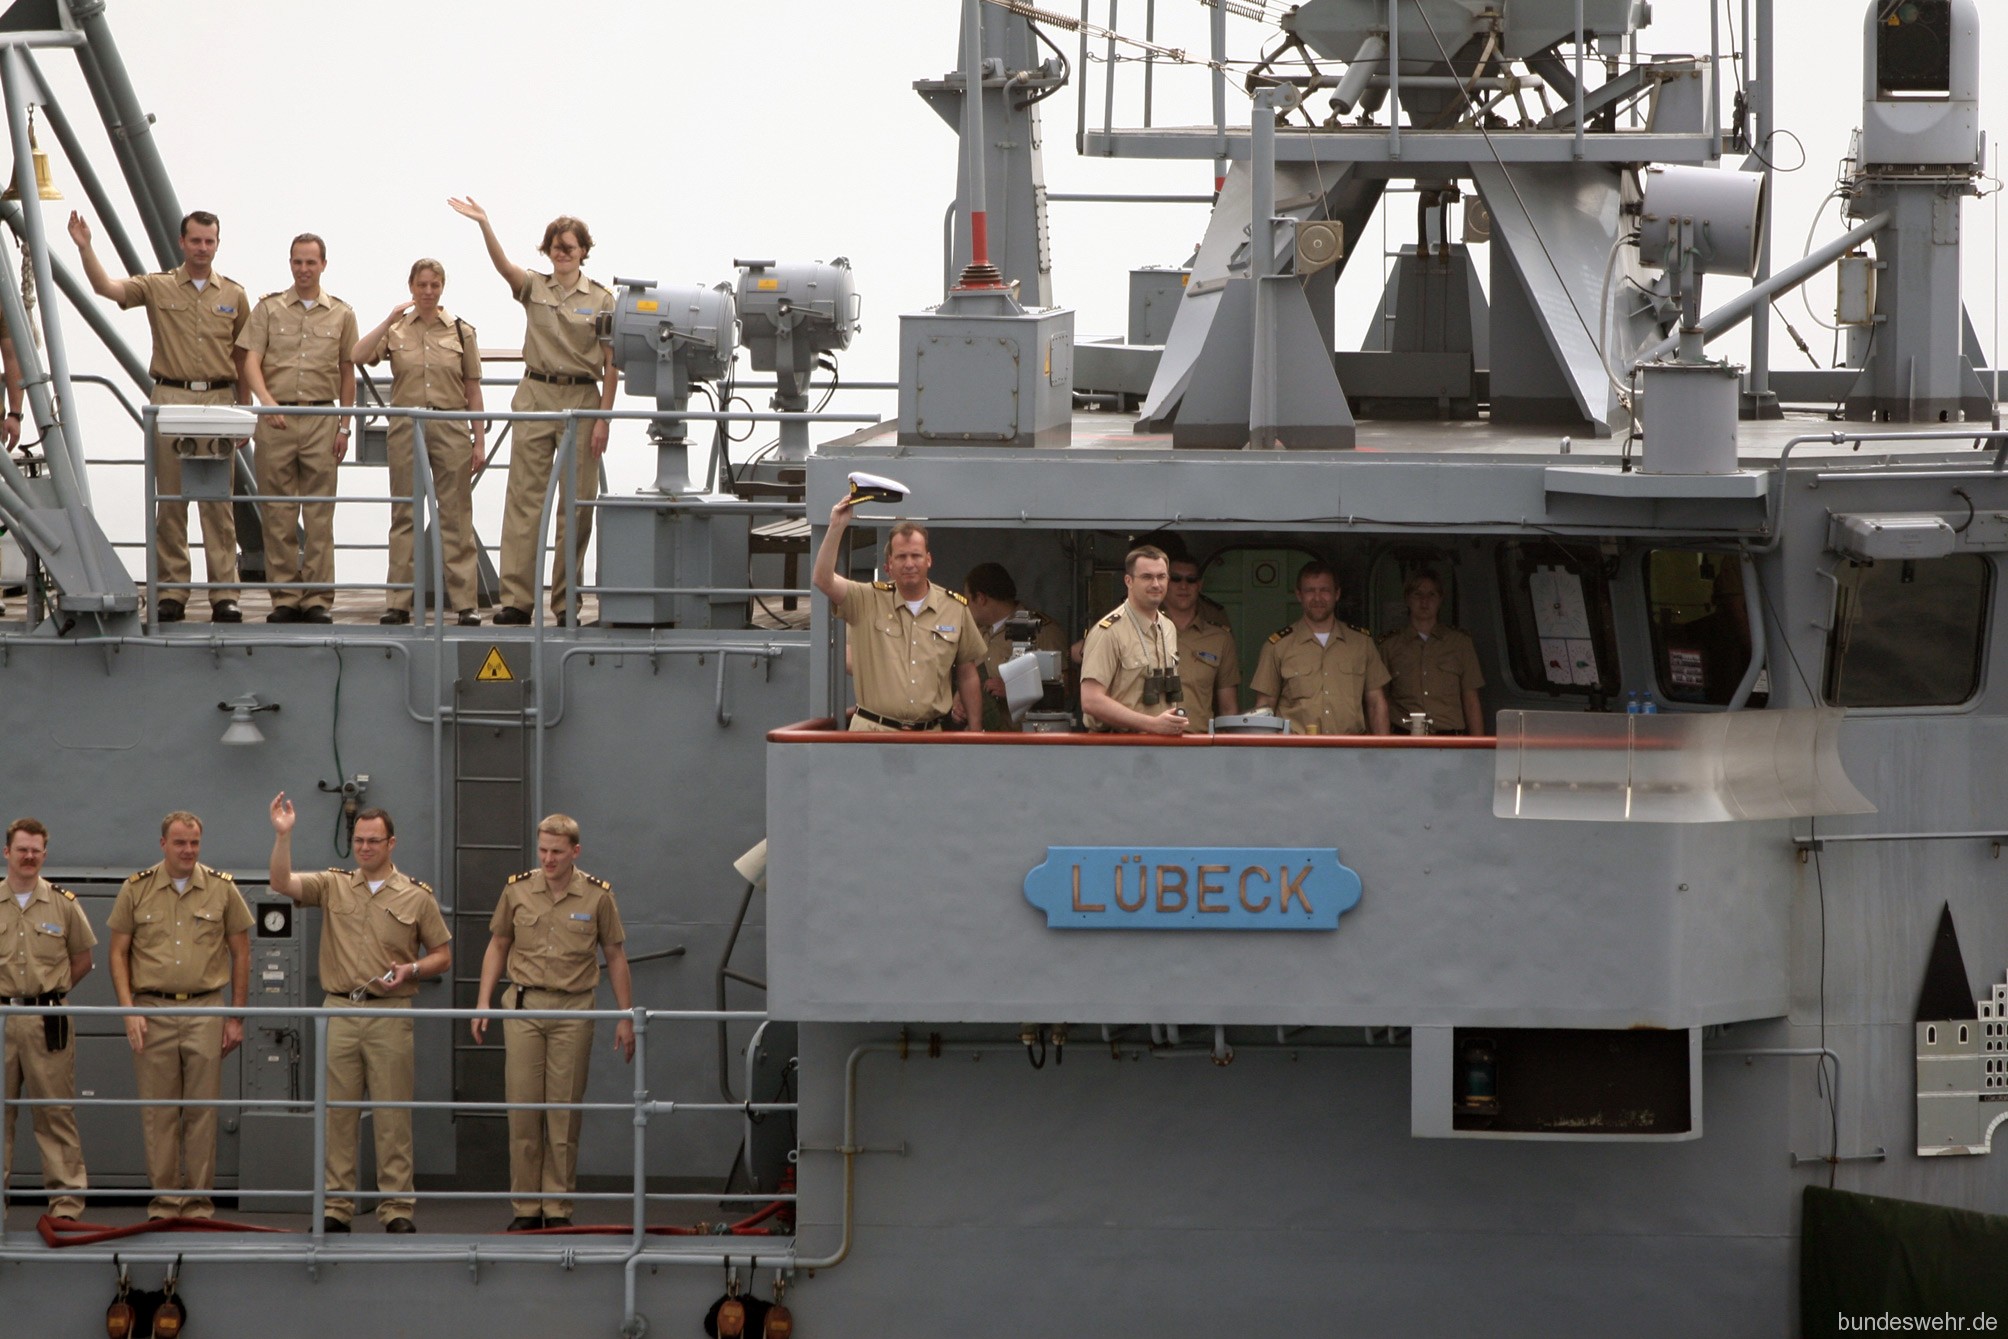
[3,1,2007,1334]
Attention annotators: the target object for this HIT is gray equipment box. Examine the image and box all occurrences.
[898,292,1075,448]
[1128,267,1189,346]
[597,501,752,628]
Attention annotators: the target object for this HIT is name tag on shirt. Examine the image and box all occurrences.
[217,305,237,315]
[572,307,595,316]
[570,912,593,922]
[1195,650,1220,665]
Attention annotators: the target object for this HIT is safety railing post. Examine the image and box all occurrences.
[142,402,158,631]
[310,1011,329,1239]
[562,411,580,629]
[632,1007,650,1246]
[530,418,574,825]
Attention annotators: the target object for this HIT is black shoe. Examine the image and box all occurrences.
[303,607,334,624]
[493,606,530,625]
[156,598,186,623]
[505,1216,544,1232]
[321,1216,350,1234]
[383,1216,416,1234]
[457,610,481,626]
[540,1216,572,1229]
[267,606,304,624]
[380,609,412,625]
[211,600,242,624]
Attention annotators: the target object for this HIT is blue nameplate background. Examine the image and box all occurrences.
[1023,847,1361,930]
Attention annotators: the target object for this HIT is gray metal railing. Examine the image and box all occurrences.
[0,1001,792,1250]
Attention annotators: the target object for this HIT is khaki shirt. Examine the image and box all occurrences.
[0,878,96,996]
[107,862,253,995]
[1080,601,1180,731]
[1379,624,1486,731]
[1170,615,1241,732]
[237,289,359,402]
[837,580,987,723]
[489,868,626,994]
[514,271,612,380]
[363,307,482,410]
[1250,619,1391,736]
[296,866,450,997]
[118,265,249,383]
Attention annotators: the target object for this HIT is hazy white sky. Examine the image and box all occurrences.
[20,0,2008,556]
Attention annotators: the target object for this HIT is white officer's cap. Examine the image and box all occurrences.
[846,471,909,505]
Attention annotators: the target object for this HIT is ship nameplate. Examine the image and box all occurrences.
[1023,848,1360,930]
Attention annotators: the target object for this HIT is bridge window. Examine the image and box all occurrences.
[1496,542,1619,701]
[1824,555,1989,708]
[1643,551,1768,707]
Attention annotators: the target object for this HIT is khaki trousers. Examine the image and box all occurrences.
[132,990,223,1218]
[499,379,599,615]
[322,995,414,1224]
[254,414,339,612]
[504,989,595,1219]
[3,1011,87,1217]
[150,384,241,607]
[386,418,478,614]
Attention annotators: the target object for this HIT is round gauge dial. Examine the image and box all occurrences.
[262,908,288,934]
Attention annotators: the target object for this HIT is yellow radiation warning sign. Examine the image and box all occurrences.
[476,647,514,682]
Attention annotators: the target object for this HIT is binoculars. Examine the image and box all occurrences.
[1141,670,1184,707]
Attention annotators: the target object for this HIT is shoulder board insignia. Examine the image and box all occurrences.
[1096,610,1120,630]
[328,867,348,876]
[261,290,284,301]
[57,885,75,900]
[584,873,611,890]
[872,580,895,591]
[946,589,968,606]
[156,268,175,276]
[1268,624,1295,643]
[202,864,235,880]
[507,869,537,884]
[412,879,434,894]
[130,862,160,881]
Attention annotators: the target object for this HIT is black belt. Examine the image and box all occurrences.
[154,376,234,391]
[137,989,221,1002]
[512,984,594,1009]
[526,370,598,387]
[855,708,945,732]
[276,399,335,407]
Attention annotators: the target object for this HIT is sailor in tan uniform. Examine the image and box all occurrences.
[1080,544,1189,735]
[267,795,451,1232]
[450,199,618,624]
[471,815,635,1230]
[963,562,1066,731]
[106,812,252,1218]
[1162,554,1240,732]
[813,495,986,731]
[1378,570,1485,734]
[70,209,247,622]
[353,259,486,625]
[2,817,95,1219]
[238,234,359,623]
[1250,561,1392,736]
